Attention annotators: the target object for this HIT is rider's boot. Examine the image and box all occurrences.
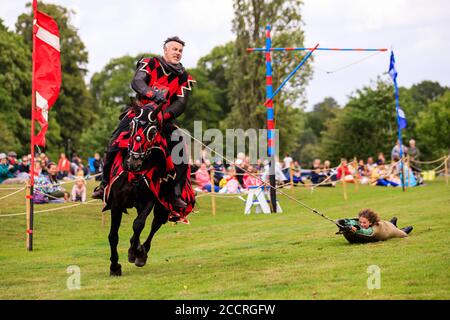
[173,182,187,209]
[92,151,114,200]
[92,182,107,200]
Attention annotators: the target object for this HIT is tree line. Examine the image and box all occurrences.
[0,1,448,165]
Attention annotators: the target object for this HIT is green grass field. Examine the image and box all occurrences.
[0,179,449,300]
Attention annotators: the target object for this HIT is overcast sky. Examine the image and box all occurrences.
[1,0,449,110]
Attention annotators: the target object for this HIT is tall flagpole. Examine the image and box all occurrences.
[394,79,405,192]
[391,50,406,192]
[27,0,38,251]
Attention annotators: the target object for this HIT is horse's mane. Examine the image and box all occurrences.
[129,97,143,115]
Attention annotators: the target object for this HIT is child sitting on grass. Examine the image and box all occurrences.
[219,166,241,194]
[71,177,86,202]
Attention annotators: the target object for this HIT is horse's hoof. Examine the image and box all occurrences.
[110,264,122,276]
[128,248,136,263]
[134,256,147,267]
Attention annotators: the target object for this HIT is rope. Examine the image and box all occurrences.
[174,124,342,228]
[199,193,244,198]
[0,187,26,201]
[0,199,100,218]
[429,160,446,172]
[411,156,446,164]
[314,51,383,74]
[310,175,334,190]
[0,186,26,190]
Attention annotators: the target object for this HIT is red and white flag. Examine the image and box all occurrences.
[32,0,61,146]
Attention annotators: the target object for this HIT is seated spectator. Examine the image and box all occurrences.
[7,152,19,175]
[190,159,201,174]
[57,153,71,179]
[71,177,86,202]
[36,162,69,202]
[391,140,408,161]
[235,152,247,188]
[310,158,326,184]
[39,153,49,170]
[261,159,288,185]
[219,166,241,194]
[337,158,354,183]
[18,155,30,174]
[213,157,225,185]
[40,159,49,176]
[0,153,15,184]
[255,159,264,172]
[370,164,399,187]
[76,158,89,177]
[194,163,212,192]
[376,152,386,166]
[358,159,370,185]
[93,152,103,181]
[291,160,305,185]
[243,165,262,188]
[366,156,377,173]
[320,160,336,186]
[33,158,43,176]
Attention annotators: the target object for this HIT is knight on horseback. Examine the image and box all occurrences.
[92,36,195,213]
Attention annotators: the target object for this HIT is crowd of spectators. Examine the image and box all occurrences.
[189,139,426,193]
[1,139,427,200]
[0,151,103,204]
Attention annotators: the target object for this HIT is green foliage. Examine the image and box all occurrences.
[319,79,398,163]
[225,0,311,154]
[312,79,449,165]
[178,68,223,133]
[79,54,148,157]
[15,2,94,156]
[196,42,234,117]
[306,97,340,139]
[0,19,32,155]
[415,91,450,159]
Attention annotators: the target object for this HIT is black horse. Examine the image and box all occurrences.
[103,101,174,276]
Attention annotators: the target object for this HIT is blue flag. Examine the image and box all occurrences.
[397,107,407,129]
[389,51,397,81]
[389,51,407,130]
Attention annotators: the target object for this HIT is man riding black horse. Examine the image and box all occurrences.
[92,36,195,210]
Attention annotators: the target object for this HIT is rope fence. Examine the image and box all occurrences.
[0,187,26,201]
[0,199,101,218]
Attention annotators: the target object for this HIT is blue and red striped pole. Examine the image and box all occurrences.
[265,25,277,212]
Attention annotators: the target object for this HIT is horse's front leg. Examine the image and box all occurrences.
[142,202,168,258]
[109,207,123,276]
[128,200,154,267]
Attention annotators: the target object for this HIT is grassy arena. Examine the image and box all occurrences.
[0,179,449,300]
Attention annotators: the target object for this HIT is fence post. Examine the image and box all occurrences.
[210,169,216,216]
[353,157,359,192]
[26,184,31,249]
[290,164,294,194]
[340,161,348,201]
[445,154,449,186]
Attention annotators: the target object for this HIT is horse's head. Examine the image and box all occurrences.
[126,101,163,172]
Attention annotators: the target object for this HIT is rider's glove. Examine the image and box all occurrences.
[146,88,167,105]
